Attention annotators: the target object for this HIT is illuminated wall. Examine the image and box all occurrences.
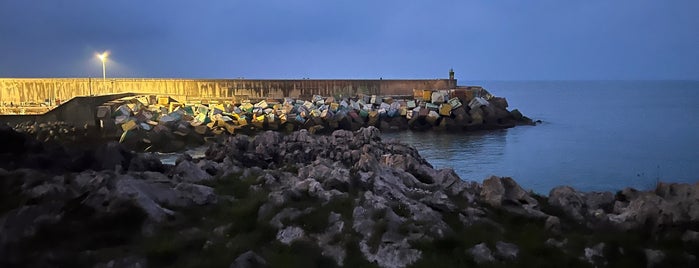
[0,78,457,105]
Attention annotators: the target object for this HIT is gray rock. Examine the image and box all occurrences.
[268,207,314,229]
[312,212,347,266]
[495,241,519,260]
[359,240,421,268]
[545,238,568,249]
[584,191,614,211]
[94,141,128,171]
[229,250,268,268]
[607,193,664,231]
[276,226,305,245]
[94,256,147,268]
[420,190,457,212]
[644,249,665,268]
[481,176,537,208]
[356,126,381,143]
[582,242,606,266]
[128,152,164,172]
[25,179,70,201]
[0,204,61,248]
[114,178,175,222]
[171,160,212,183]
[174,183,217,205]
[548,186,586,222]
[468,243,494,264]
[545,216,561,235]
[682,230,699,242]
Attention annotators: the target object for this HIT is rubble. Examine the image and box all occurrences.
[90,87,533,152]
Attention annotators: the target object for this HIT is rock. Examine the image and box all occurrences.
[171,160,212,183]
[276,226,305,245]
[359,241,422,268]
[25,178,71,202]
[582,242,606,266]
[545,216,561,235]
[94,256,147,268]
[607,193,664,231]
[0,204,61,250]
[175,153,193,165]
[481,176,537,208]
[644,249,665,268]
[268,208,314,229]
[468,243,494,264]
[494,241,519,260]
[229,250,268,268]
[420,190,457,212]
[174,183,217,205]
[548,186,586,221]
[480,176,545,218]
[128,153,165,172]
[584,191,614,212]
[94,141,131,171]
[114,178,175,222]
[682,230,699,242]
[355,126,381,143]
[312,212,347,266]
[545,238,567,249]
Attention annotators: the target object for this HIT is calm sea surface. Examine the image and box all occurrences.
[382,81,699,194]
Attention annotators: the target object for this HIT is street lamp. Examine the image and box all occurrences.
[97,52,108,81]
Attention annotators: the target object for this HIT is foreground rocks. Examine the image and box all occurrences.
[0,126,697,267]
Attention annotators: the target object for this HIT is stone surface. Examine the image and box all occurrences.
[545,216,562,235]
[3,126,699,267]
[469,243,494,264]
[582,243,606,266]
[644,249,665,268]
[276,226,306,245]
[495,241,519,260]
[229,251,268,268]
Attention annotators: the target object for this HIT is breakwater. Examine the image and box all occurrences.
[1,83,534,153]
[0,77,456,106]
[89,86,532,152]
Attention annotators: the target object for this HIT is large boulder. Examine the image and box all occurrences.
[548,186,614,223]
[548,186,586,222]
[495,241,519,260]
[468,243,494,264]
[481,176,538,208]
[170,160,213,183]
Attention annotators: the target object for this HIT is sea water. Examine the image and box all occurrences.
[382,81,699,194]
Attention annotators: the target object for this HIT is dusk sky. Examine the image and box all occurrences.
[1,0,697,80]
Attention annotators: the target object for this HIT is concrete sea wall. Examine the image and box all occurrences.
[0,78,456,105]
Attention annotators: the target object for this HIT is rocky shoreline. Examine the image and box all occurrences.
[1,125,697,267]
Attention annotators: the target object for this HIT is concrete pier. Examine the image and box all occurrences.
[0,77,456,106]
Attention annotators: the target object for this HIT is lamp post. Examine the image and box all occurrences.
[97,52,108,95]
[97,52,108,81]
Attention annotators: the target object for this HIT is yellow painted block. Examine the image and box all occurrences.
[121,120,137,132]
[439,104,452,116]
[423,90,433,101]
[224,123,236,134]
[238,118,247,126]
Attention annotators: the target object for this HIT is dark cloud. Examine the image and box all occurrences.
[1,0,697,80]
